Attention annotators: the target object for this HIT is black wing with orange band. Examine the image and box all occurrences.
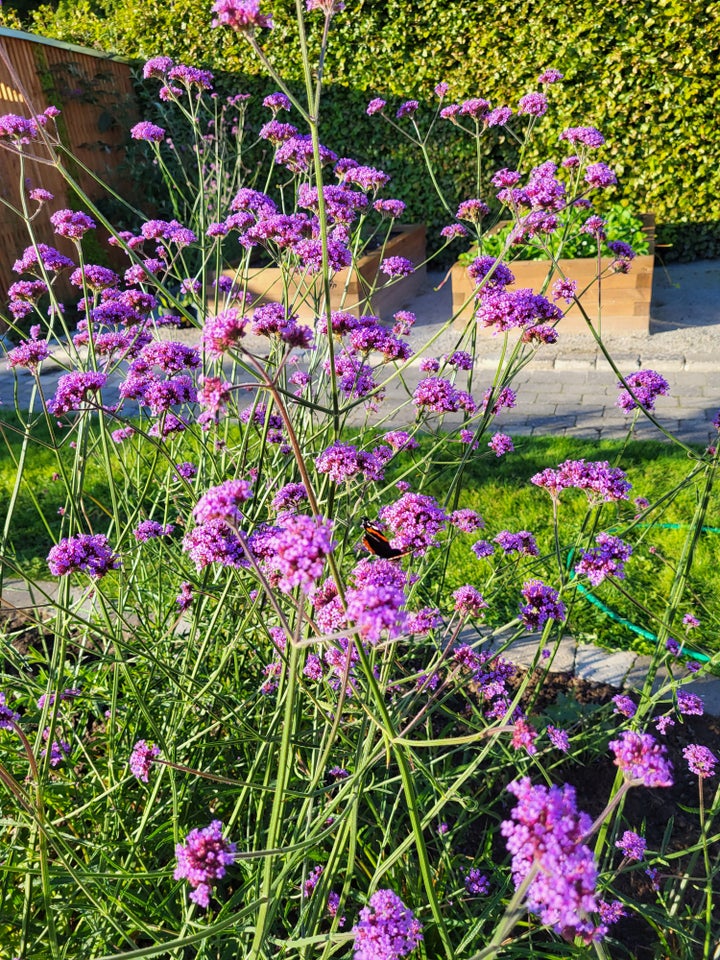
[361,517,408,560]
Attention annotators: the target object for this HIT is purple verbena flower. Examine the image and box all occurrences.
[599,900,627,926]
[538,68,563,84]
[547,725,569,752]
[517,92,548,116]
[511,717,538,754]
[352,889,422,960]
[41,730,71,767]
[585,162,617,188]
[315,442,385,484]
[396,100,419,119]
[501,778,603,941]
[129,740,161,781]
[47,534,120,578]
[383,430,418,451]
[531,459,631,504]
[267,515,335,593]
[50,209,96,239]
[616,830,646,861]
[551,277,577,302]
[0,693,20,730]
[7,330,50,369]
[494,530,538,557]
[133,520,174,542]
[488,432,514,457]
[303,864,324,898]
[609,731,673,787]
[272,482,308,514]
[211,0,273,31]
[193,479,253,525]
[182,520,244,570]
[143,56,173,78]
[450,509,484,532]
[472,539,494,559]
[379,493,448,557]
[440,223,468,240]
[366,98,386,116]
[13,243,74,274]
[131,121,165,142]
[174,821,236,908]
[519,580,566,631]
[559,126,605,147]
[457,198,489,222]
[453,585,488,618]
[380,256,414,279]
[655,715,676,735]
[616,370,670,414]
[445,350,473,370]
[467,255,515,290]
[203,308,248,357]
[683,744,718,778]
[176,582,193,611]
[612,694,637,718]
[481,386,516,416]
[47,371,107,415]
[677,691,704,716]
[575,533,632,586]
[464,868,489,895]
[374,198,406,219]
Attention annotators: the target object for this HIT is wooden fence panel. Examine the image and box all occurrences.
[0,28,139,330]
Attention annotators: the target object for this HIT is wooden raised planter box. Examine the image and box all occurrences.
[214,223,426,322]
[451,214,655,335]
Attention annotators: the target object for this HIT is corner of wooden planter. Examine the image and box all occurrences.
[451,214,655,336]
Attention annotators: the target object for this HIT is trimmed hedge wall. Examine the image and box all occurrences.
[17,0,720,261]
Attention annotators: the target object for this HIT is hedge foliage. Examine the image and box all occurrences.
[13,0,720,261]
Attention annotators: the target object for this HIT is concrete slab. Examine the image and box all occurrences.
[623,656,671,695]
[542,634,578,673]
[574,644,637,687]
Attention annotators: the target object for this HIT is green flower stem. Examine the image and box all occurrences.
[249,639,300,959]
[468,862,539,960]
[352,640,456,959]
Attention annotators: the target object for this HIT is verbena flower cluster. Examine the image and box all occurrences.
[501,778,605,942]
[174,821,237,908]
[352,889,422,960]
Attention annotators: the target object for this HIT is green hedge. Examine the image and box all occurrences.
[15,0,720,261]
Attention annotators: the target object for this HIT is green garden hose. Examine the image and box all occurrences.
[571,522,718,664]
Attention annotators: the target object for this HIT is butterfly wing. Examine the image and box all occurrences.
[361,518,405,559]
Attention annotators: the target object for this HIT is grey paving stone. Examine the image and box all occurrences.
[574,644,637,687]
[623,656,671,694]
[647,357,686,372]
[684,356,720,372]
[542,634,578,673]
[479,629,545,666]
[555,357,597,370]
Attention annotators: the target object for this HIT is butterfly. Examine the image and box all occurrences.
[361,517,408,560]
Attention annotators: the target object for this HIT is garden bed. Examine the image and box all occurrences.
[451,214,655,335]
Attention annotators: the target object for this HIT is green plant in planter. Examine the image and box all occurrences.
[458,203,649,266]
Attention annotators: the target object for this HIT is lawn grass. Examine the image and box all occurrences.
[407,434,720,660]
[1,412,717,658]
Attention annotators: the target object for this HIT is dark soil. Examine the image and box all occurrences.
[515,671,720,959]
[0,603,105,672]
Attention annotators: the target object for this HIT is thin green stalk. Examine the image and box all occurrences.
[249,640,300,959]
